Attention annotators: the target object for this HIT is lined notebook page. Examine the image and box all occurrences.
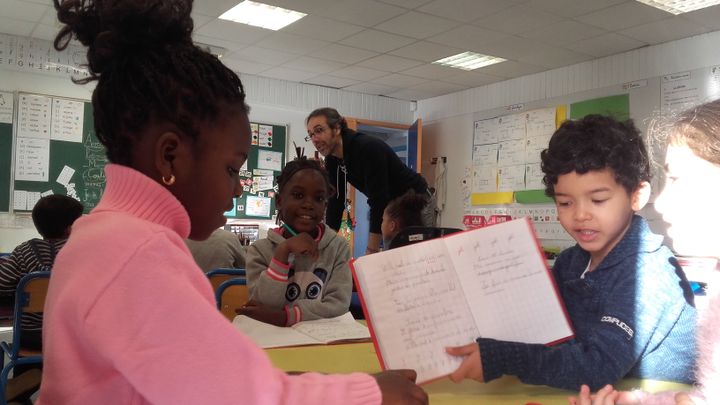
[353,240,479,383]
[443,218,572,344]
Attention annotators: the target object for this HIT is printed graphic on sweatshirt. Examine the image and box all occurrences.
[601,315,634,339]
[285,267,328,302]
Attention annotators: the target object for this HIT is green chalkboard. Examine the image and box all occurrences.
[225,122,286,220]
[12,94,106,213]
[0,122,11,212]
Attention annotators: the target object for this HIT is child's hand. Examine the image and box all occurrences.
[274,233,319,263]
[236,300,287,327]
[373,369,428,405]
[569,384,640,405]
[445,342,483,382]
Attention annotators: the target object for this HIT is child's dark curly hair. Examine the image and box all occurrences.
[540,115,651,198]
[384,190,428,230]
[276,158,334,224]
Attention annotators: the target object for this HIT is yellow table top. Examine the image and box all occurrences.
[265,342,690,405]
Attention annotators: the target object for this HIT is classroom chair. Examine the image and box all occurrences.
[387,226,463,250]
[0,271,50,405]
[215,278,249,322]
[206,268,246,293]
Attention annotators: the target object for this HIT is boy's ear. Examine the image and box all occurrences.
[631,181,652,211]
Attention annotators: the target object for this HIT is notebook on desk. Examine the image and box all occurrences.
[351,217,574,384]
[233,311,371,349]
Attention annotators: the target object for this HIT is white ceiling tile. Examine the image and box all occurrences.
[519,20,607,44]
[427,25,508,50]
[401,63,460,80]
[315,0,407,27]
[190,13,215,30]
[357,54,424,72]
[575,2,670,31]
[0,17,35,37]
[473,5,563,35]
[441,70,504,87]
[619,17,710,45]
[192,34,248,53]
[3,0,48,23]
[683,6,720,30]
[389,41,463,62]
[517,45,594,69]
[478,60,547,79]
[191,0,242,18]
[281,56,348,74]
[408,80,466,97]
[195,20,272,45]
[309,44,378,64]
[255,32,331,55]
[284,15,365,41]
[330,65,389,81]
[526,0,627,18]
[468,36,545,61]
[376,0,434,9]
[339,29,416,53]
[418,0,526,23]
[374,11,457,39]
[303,75,361,88]
[263,0,339,14]
[262,0,336,14]
[221,58,273,75]
[564,33,647,58]
[230,46,297,65]
[386,88,434,101]
[344,82,400,96]
[260,67,318,82]
[371,73,428,87]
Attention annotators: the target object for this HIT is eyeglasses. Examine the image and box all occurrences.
[307,125,329,139]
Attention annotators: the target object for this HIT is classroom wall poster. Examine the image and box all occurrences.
[246,195,271,217]
[0,91,13,123]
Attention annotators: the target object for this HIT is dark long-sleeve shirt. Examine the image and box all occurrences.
[479,215,697,390]
[325,129,428,234]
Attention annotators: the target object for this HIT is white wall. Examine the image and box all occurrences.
[419,29,720,250]
[0,62,415,252]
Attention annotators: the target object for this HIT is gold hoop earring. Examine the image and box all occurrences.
[162,174,175,186]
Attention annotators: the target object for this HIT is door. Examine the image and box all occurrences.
[407,118,422,173]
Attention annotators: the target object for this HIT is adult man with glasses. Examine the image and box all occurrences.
[306,107,435,255]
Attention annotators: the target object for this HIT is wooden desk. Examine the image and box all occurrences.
[265,342,691,405]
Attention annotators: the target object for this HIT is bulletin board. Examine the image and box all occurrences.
[11,92,106,214]
[224,122,287,220]
[0,91,12,212]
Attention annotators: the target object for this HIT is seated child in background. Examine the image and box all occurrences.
[446,114,696,390]
[380,190,429,250]
[241,158,353,326]
[572,100,720,405]
[0,194,83,350]
[185,228,246,272]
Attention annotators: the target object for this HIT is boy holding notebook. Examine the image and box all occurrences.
[447,115,696,390]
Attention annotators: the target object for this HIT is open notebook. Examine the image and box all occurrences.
[233,312,371,349]
[351,218,574,384]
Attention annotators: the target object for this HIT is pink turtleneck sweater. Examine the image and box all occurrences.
[38,164,381,405]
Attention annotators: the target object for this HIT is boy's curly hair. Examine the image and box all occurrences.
[540,114,651,198]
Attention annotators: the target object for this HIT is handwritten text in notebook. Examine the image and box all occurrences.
[351,218,573,383]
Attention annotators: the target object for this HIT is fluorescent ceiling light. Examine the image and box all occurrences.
[219,1,306,31]
[432,52,506,71]
[635,0,720,14]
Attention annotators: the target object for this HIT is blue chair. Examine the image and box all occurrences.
[215,278,249,321]
[0,271,50,405]
[206,268,246,292]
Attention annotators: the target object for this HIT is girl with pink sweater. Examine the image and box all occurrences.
[38,1,428,404]
[572,100,720,405]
